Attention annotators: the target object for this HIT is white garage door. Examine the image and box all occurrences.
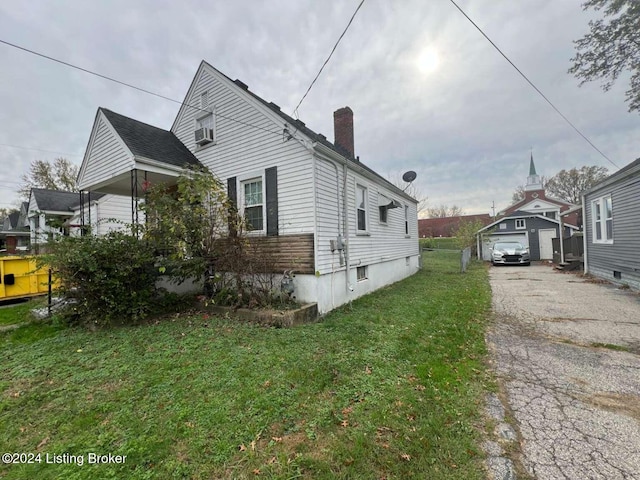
[481,233,529,261]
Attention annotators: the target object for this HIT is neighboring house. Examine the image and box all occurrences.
[582,157,640,290]
[500,155,581,228]
[477,156,580,261]
[419,214,492,238]
[28,189,79,247]
[27,189,130,248]
[76,60,420,314]
[477,210,579,261]
[66,193,131,236]
[0,202,30,253]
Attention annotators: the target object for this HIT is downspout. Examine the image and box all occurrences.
[559,212,565,264]
[342,162,352,293]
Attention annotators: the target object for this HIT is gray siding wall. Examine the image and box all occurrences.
[585,173,640,289]
[492,217,564,261]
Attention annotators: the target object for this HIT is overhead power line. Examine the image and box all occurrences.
[0,142,82,157]
[0,39,283,138]
[293,0,366,117]
[447,0,619,169]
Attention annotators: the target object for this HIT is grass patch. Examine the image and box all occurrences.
[591,342,630,352]
[420,237,460,250]
[0,252,492,479]
[0,298,43,326]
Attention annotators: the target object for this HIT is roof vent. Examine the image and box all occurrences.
[234,79,249,90]
[269,102,281,111]
[317,133,326,141]
[295,119,306,128]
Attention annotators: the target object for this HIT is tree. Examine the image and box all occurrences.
[426,204,463,218]
[19,158,78,199]
[511,176,548,203]
[453,219,488,256]
[569,0,640,113]
[545,166,608,204]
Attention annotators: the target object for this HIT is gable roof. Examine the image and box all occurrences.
[172,61,416,203]
[31,189,81,213]
[477,210,579,233]
[101,108,201,168]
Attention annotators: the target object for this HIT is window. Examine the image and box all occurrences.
[357,265,368,281]
[499,223,507,230]
[515,219,526,229]
[404,205,409,235]
[379,206,388,224]
[196,113,214,132]
[356,184,367,232]
[242,178,264,231]
[200,91,209,109]
[592,195,613,243]
[544,211,557,220]
[195,108,215,146]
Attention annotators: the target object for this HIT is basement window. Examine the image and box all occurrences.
[357,265,368,282]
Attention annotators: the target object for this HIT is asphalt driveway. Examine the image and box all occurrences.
[486,264,640,480]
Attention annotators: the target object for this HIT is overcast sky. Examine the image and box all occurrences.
[1,0,638,216]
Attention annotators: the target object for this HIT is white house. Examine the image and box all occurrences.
[76,61,420,314]
[27,188,131,249]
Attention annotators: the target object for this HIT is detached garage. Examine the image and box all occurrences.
[477,211,578,262]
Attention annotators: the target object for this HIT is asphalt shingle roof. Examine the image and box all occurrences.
[200,62,415,202]
[32,189,82,212]
[101,108,201,168]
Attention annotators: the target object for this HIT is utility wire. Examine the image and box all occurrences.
[0,39,283,138]
[0,143,82,157]
[448,0,619,169]
[293,0,366,118]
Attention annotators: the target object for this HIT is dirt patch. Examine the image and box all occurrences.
[583,392,640,422]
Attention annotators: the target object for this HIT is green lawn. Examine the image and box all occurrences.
[0,251,492,479]
[419,237,460,250]
[0,299,42,326]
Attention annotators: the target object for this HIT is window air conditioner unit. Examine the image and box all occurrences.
[195,127,213,145]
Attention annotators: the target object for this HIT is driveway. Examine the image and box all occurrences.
[486,264,640,480]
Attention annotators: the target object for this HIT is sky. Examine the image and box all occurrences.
[0,0,638,216]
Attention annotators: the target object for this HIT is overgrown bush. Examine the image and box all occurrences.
[41,232,159,326]
[143,167,296,310]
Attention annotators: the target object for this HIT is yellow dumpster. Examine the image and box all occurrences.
[0,256,54,301]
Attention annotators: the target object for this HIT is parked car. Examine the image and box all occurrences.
[491,241,530,266]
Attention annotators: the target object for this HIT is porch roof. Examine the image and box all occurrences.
[101,109,200,168]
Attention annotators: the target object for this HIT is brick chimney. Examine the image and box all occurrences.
[333,107,355,159]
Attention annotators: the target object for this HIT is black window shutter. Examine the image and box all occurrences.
[265,167,278,236]
[227,177,237,236]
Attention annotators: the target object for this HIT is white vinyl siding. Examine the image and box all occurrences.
[78,112,134,190]
[314,158,419,275]
[172,66,314,236]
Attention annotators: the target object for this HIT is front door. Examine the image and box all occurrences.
[538,229,556,260]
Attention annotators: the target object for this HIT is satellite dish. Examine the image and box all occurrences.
[402,170,417,183]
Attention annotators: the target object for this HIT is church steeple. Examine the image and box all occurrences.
[525,152,542,191]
